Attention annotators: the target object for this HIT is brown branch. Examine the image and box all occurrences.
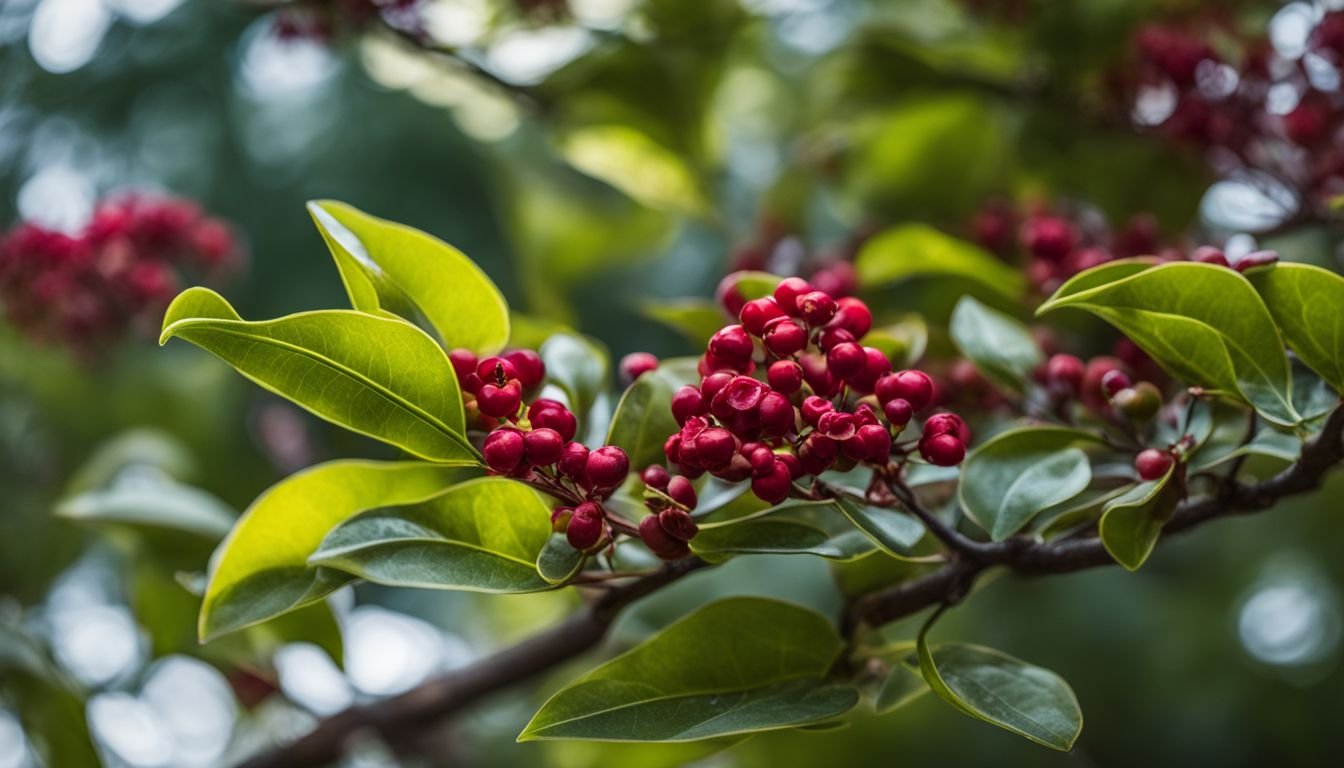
[239,404,1344,768]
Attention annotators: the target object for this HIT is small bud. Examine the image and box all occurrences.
[1113,382,1163,423]
[658,508,699,542]
[1135,448,1174,481]
[666,475,697,509]
[920,433,966,466]
[876,370,934,412]
[641,465,671,491]
[619,352,659,386]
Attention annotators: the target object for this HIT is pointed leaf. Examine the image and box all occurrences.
[835,498,927,556]
[200,460,461,641]
[959,427,1100,540]
[57,477,235,540]
[520,597,858,742]
[308,200,509,355]
[950,296,1042,392]
[1097,467,1182,571]
[1248,262,1344,394]
[1039,262,1298,425]
[855,224,1025,301]
[160,288,478,463]
[309,478,556,592]
[606,357,701,470]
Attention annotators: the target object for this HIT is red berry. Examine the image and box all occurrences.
[767,359,803,394]
[883,398,913,426]
[827,342,866,380]
[831,297,872,339]
[477,356,520,386]
[619,352,659,386]
[876,370,934,411]
[849,346,893,393]
[709,324,754,363]
[642,465,671,491]
[448,348,478,381]
[1100,369,1133,400]
[923,412,971,444]
[763,318,807,356]
[816,326,855,352]
[639,514,689,559]
[558,441,589,479]
[585,446,630,489]
[797,433,838,475]
[797,291,837,326]
[477,381,523,418]
[663,433,683,465]
[1082,357,1128,411]
[1192,246,1229,266]
[777,452,802,480]
[801,395,833,427]
[853,423,892,463]
[671,385,706,424]
[751,458,793,504]
[773,277,813,317]
[920,433,966,466]
[739,297,785,336]
[715,272,749,317]
[1045,354,1086,395]
[667,475,697,509]
[567,503,606,550]
[529,401,577,442]
[1135,448,1174,481]
[817,410,858,441]
[700,372,735,402]
[658,508,699,542]
[483,428,525,473]
[502,349,546,389]
[800,353,839,396]
[758,391,796,435]
[523,428,565,466]
[746,444,776,477]
[690,427,736,469]
[722,375,768,412]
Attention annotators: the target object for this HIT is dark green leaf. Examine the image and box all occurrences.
[540,332,610,422]
[308,200,510,355]
[1248,263,1344,394]
[1098,467,1182,571]
[537,533,587,584]
[855,224,1024,302]
[160,288,479,464]
[874,660,929,714]
[606,357,701,470]
[691,503,879,561]
[519,597,858,742]
[950,297,1042,392]
[835,498,927,557]
[960,427,1100,540]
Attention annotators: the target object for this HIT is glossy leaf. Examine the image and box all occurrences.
[1249,263,1344,394]
[864,314,929,369]
[308,200,510,355]
[641,299,726,346]
[56,476,234,540]
[308,478,556,592]
[540,332,610,423]
[1098,467,1182,571]
[691,502,882,561]
[519,597,858,742]
[950,296,1042,392]
[606,357,701,470]
[160,288,479,464]
[960,427,1100,540]
[855,224,1024,301]
[835,498,927,557]
[537,533,586,584]
[1039,262,1298,425]
[199,460,461,641]
[917,630,1083,751]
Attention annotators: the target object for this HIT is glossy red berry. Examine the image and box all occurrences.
[448,348,478,381]
[777,452,802,480]
[1081,357,1128,411]
[585,446,630,489]
[642,465,671,491]
[920,433,966,466]
[801,395,834,427]
[827,342,866,380]
[853,423,892,463]
[816,327,855,352]
[758,391,796,435]
[700,372,735,402]
[773,277,813,317]
[751,458,793,504]
[876,370,934,411]
[1045,354,1086,395]
[690,427,736,469]
[740,297,786,336]
[639,514,689,559]
[619,352,659,386]
[767,359,803,394]
[558,441,589,479]
[1100,369,1133,400]
[502,349,546,389]
[797,433,838,475]
[477,356,520,386]
[722,376,768,412]
[716,272,749,317]
[817,410,857,441]
[709,324,754,363]
[831,297,872,339]
[797,291,837,326]
[477,381,522,418]
[667,475,697,509]
[529,401,577,442]
[849,346,893,392]
[567,503,606,550]
[658,508,699,542]
[1135,448,1174,480]
[883,398,914,426]
[523,428,565,466]
[763,319,807,356]
[923,412,971,444]
[483,428,525,473]
[671,385,706,424]
[800,354,839,396]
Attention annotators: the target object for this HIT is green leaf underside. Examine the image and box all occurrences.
[537,533,587,584]
[874,662,930,714]
[309,477,555,592]
[308,200,510,355]
[1097,468,1181,571]
[57,481,235,540]
[540,333,610,421]
[692,517,873,561]
[606,358,701,470]
[950,296,1041,392]
[835,498,927,556]
[1039,262,1298,426]
[520,597,857,742]
[1249,263,1344,394]
[200,460,462,641]
[918,639,1082,751]
[960,427,1100,540]
[855,224,1025,300]
[160,288,478,463]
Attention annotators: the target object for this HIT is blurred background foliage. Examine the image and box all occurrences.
[2,0,1343,766]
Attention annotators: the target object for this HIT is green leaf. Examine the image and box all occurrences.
[538,533,586,584]
[856,224,1025,302]
[56,476,235,540]
[691,502,886,561]
[540,332,610,422]
[199,460,461,641]
[732,271,784,300]
[606,357,701,470]
[1097,467,1182,571]
[308,200,510,355]
[308,478,556,592]
[959,427,1100,540]
[863,314,929,369]
[1248,263,1344,394]
[1039,262,1299,426]
[519,597,858,742]
[160,288,478,464]
[835,498,927,557]
[950,296,1042,392]
[1191,426,1300,471]
[641,299,726,346]
[874,660,929,714]
[917,628,1083,751]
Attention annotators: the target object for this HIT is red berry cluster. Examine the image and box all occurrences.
[660,277,969,511]
[0,194,241,353]
[457,347,632,553]
[273,0,424,43]
[636,466,700,560]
